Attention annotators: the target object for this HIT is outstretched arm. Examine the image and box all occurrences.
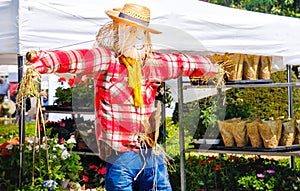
[26,47,113,75]
[145,52,218,81]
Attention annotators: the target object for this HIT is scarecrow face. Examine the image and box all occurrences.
[117,23,147,60]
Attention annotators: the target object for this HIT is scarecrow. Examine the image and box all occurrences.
[25,3,218,191]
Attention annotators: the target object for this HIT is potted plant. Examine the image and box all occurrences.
[196,95,225,145]
[53,76,94,108]
[0,136,83,190]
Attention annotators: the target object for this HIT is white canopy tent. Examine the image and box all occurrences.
[1,0,300,103]
[0,0,300,67]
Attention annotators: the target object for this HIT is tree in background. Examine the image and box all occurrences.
[208,0,300,18]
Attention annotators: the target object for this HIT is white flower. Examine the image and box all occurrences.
[55,144,66,150]
[61,150,70,159]
[26,145,33,151]
[6,144,13,150]
[67,135,77,144]
[27,136,39,144]
[49,154,57,159]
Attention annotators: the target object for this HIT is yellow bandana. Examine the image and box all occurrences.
[121,56,143,107]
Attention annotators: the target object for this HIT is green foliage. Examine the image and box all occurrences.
[155,82,174,108]
[225,70,300,119]
[169,154,300,191]
[208,0,300,18]
[0,137,83,190]
[0,122,36,144]
[54,87,73,106]
[54,76,94,108]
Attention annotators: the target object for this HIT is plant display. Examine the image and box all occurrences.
[0,136,82,190]
[54,76,94,108]
[169,154,300,191]
[78,155,106,190]
[45,117,97,152]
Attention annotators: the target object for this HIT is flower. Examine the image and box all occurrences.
[169,154,300,191]
[68,78,76,87]
[82,175,89,182]
[58,77,66,82]
[98,167,107,175]
[43,180,58,191]
[78,155,106,189]
[0,136,83,190]
[267,169,275,174]
[53,75,94,107]
[257,173,265,178]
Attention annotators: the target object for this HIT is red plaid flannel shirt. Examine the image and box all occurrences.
[30,47,217,152]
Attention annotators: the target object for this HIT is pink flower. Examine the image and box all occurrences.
[266,169,275,174]
[60,138,65,144]
[257,173,264,178]
[59,121,65,127]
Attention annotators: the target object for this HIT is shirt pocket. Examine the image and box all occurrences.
[108,76,133,104]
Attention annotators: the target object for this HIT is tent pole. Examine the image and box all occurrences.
[287,64,295,169]
[178,76,186,191]
[17,54,25,189]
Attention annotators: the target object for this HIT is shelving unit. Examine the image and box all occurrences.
[177,65,300,191]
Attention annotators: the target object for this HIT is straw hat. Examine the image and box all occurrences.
[2,99,16,115]
[105,3,161,34]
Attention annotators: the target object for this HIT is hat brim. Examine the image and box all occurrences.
[105,10,161,34]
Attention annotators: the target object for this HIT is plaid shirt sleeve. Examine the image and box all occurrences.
[145,52,218,81]
[28,48,113,75]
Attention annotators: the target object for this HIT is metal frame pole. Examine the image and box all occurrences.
[287,65,295,169]
[18,55,25,189]
[178,77,186,191]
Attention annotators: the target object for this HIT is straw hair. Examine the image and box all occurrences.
[105,3,161,34]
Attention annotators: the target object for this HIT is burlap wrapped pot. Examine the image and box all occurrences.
[279,118,296,146]
[258,119,282,148]
[245,119,263,148]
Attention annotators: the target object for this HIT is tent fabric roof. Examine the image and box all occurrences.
[1,0,300,69]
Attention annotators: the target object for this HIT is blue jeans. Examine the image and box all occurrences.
[105,150,172,191]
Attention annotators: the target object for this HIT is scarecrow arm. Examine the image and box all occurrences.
[26,47,113,75]
[145,53,219,81]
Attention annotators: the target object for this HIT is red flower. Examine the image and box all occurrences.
[46,120,53,125]
[187,158,192,163]
[0,142,9,149]
[82,175,89,182]
[1,151,11,156]
[58,77,66,82]
[208,156,216,162]
[214,166,221,171]
[98,167,106,175]
[199,160,207,165]
[228,155,238,161]
[68,78,75,87]
[89,165,98,170]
